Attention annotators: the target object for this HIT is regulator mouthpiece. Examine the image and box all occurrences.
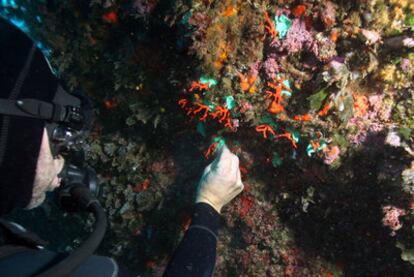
[55,162,99,212]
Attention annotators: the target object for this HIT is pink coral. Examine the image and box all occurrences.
[362,93,393,122]
[323,145,340,165]
[368,94,382,107]
[321,1,336,28]
[368,122,384,132]
[272,18,315,54]
[249,60,261,77]
[349,132,367,145]
[360,29,382,45]
[239,101,253,113]
[378,103,393,121]
[401,58,412,73]
[348,123,384,145]
[382,205,406,236]
[385,131,401,147]
[232,119,240,129]
[262,57,281,80]
[360,93,391,122]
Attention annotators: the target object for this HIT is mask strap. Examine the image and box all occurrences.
[0,98,65,122]
[0,42,37,165]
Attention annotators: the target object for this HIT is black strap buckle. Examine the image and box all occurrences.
[0,98,82,124]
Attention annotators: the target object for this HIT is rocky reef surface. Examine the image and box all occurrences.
[2,0,414,276]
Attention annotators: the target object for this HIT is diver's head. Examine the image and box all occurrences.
[0,17,64,215]
[0,17,95,216]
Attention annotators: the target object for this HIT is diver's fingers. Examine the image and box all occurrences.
[229,181,244,200]
[213,145,233,173]
[229,154,239,181]
[235,167,243,189]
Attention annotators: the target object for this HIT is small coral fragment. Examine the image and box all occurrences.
[293,114,312,121]
[204,142,218,159]
[323,145,340,165]
[102,11,118,23]
[318,103,331,117]
[237,71,257,93]
[263,11,278,39]
[189,81,209,92]
[178,98,189,109]
[276,132,298,148]
[222,5,237,17]
[255,124,276,139]
[292,5,306,17]
[352,93,369,118]
[382,205,407,236]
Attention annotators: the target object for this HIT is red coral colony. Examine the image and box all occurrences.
[3,0,414,276]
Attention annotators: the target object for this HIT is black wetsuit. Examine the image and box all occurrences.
[0,203,220,277]
[163,203,220,277]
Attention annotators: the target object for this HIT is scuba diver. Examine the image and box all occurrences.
[0,17,244,276]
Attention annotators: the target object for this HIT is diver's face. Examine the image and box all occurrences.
[26,128,65,209]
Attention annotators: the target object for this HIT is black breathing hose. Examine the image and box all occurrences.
[36,187,107,277]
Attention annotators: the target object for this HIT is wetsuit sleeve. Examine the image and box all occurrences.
[163,202,220,277]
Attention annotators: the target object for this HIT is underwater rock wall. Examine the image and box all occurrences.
[2,0,414,276]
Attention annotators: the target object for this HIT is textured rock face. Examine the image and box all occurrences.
[2,0,414,276]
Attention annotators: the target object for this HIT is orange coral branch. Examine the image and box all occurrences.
[224,118,233,129]
[318,102,331,116]
[265,75,292,114]
[193,102,210,121]
[189,81,209,92]
[186,107,195,116]
[330,30,339,42]
[178,99,189,109]
[238,72,257,93]
[265,90,283,103]
[269,100,285,114]
[211,105,234,129]
[275,132,298,148]
[263,11,278,39]
[238,72,249,90]
[267,75,291,93]
[255,124,276,139]
[211,105,230,123]
[293,114,313,121]
[222,6,238,17]
[204,142,218,159]
[310,140,320,150]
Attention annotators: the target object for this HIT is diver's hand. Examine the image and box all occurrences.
[196,145,244,213]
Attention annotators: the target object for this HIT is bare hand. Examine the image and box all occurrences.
[196,145,244,213]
